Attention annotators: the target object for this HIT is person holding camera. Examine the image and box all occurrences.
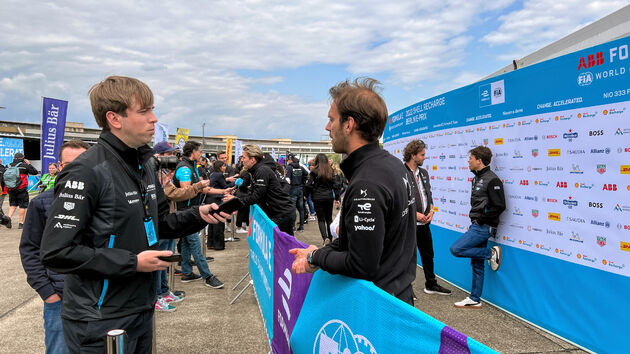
[40,76,231,353]
[172,140,225,288]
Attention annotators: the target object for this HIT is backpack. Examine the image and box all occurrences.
[3,163,20,189]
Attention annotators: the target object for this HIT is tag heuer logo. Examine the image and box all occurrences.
[532,149,538,157]
[596,236,607,247]
[596,164,606,174]
[64,202,75,211]
[531,209,539,218]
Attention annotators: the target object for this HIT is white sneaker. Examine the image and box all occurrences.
[308,215,316,221]
[454,297,481,309]
[488,245,502,271]
[236,228,248,234]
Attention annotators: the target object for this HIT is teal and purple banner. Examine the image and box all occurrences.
[290,271,495,354]
[248,204,494,353]
[272,229,313,354]
[248,205,275,341]
[41,97,68,175]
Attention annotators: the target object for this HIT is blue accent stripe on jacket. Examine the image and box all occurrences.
[97,235,116,309]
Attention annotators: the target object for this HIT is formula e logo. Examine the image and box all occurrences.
[577,72,593,86]
[64,180,84,190]
[314,320,376,354]
[357,203,371,211]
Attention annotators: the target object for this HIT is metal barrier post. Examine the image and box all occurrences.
[232,271,250,290]
[152,312,157,354]
[106,329,126,354]
[168,263,175,292]
[230,279,253,305]
[200,227,207,259]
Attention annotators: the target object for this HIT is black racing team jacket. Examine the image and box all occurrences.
[469,166,506,228]
[240,157,293,220]
[311,142,417,298]
[40,130,207,321]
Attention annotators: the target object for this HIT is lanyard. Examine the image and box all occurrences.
[101,142,152,221]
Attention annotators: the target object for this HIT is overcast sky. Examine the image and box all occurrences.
[1,0,628,141]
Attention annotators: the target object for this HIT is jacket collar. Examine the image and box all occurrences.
[473,165,491,177]
[340,141,380,181]
[98,130,154,168]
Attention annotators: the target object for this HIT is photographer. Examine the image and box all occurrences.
[40,76,230,353]
[172,141,224,288]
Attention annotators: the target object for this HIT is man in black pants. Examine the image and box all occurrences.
[403,139,451,296]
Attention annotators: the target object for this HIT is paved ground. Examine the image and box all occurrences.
[0,205,586,353]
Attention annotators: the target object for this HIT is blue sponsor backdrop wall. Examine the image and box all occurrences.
[384,36,630,353]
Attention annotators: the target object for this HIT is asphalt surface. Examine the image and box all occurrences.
[0,204,587,353]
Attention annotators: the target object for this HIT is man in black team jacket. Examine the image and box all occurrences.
[237,144,295,235]
[40,76,229,353]
[450,146,505,309]
[290,78,417,305]
[403,139,452,297]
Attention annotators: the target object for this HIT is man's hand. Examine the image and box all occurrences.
[160,170,175,187]
[289,245,319,274]
[136,250,173,272]
[199,203,231,224]
[201,179,210,187]
[426,210,434,223]
[223,187,234,195]
[226,176,238,183]
[44,293,61,303]
[416,212,428,224]
[222,194,235,202]
[24,158,30,164]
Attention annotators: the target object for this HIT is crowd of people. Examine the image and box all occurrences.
[3,75,507,353]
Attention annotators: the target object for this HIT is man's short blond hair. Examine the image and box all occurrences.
[88,76,154,129]
[242,144,264,161]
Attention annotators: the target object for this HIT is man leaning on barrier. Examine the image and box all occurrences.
[40,75,231,353]
[450,146,505,309]
[290,78,418,305]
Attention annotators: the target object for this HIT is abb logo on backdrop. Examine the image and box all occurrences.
[577,52,604,70]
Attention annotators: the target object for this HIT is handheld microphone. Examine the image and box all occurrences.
[231,178,243,195]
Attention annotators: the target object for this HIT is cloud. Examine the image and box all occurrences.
[483,0,629,59]
[0,0,523,139]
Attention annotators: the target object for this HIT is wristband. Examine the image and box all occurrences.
[307,249,316,265]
